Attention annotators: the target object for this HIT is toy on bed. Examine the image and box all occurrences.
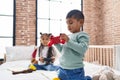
[48,34,65,47]
[92,66,120,80]
[52,77,60,80]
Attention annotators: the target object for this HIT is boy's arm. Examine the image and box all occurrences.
[66,33,89,55]
[54,44,63,53]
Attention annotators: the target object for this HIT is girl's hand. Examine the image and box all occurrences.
[51,57,55,63]
[31,58,38,64]
[60,34,69,42]
[39,57,44,63]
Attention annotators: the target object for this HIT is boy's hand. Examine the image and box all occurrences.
[48,35,65,47]
[60,33,69,42]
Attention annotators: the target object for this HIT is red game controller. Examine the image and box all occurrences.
[48,35,65,47]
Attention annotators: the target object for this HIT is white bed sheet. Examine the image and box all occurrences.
[84,62,120,78]
[0,60,120,80]
[0,60,58,80]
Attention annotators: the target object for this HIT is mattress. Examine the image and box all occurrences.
[0,60,120,80]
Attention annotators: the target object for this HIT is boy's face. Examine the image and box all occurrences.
[66,17,84,33]
[40,34,50,46]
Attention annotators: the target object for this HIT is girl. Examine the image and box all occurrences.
[12,33,59,74]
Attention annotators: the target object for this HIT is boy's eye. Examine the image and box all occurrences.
[43,38,49,41]
[45,39,48,40]
[69,22,73,24]
[69,20,73,24]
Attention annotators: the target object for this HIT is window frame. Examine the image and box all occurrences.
[36,0,83,46]
[0,0,15,46]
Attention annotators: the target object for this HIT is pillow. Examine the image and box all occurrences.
[5,46,35,62]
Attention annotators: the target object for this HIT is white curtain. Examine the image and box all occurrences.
[115,45,120,71]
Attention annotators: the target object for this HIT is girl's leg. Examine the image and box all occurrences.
[34,64,46,70]
[44,64,60,71]
[12,64,36,75]
[52,65,60,71]
[12,69,33,75]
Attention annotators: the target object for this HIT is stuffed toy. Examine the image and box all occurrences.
[48,35,65,47]
[92,66,120,80]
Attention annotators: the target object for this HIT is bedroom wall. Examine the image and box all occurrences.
[83,0,120,71]
[15,0,120,45]
[16,0,36,45]
[83,0,120,45]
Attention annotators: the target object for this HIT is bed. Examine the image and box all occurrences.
[1,60,120,80]
[0,60,58,80]
[0,46,120,80]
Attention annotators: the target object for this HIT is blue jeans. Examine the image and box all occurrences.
[58,67,92,80]
[34,64,59,71]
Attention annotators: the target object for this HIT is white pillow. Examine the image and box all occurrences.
[5,46,35,62]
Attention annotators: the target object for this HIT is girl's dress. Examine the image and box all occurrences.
[32,46,59,71]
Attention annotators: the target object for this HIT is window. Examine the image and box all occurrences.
[37,0,82,45]
[0,0,14,55]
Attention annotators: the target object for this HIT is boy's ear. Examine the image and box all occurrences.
[80,19,84,24]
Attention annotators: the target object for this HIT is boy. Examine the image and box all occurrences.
[55,9,91,80]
